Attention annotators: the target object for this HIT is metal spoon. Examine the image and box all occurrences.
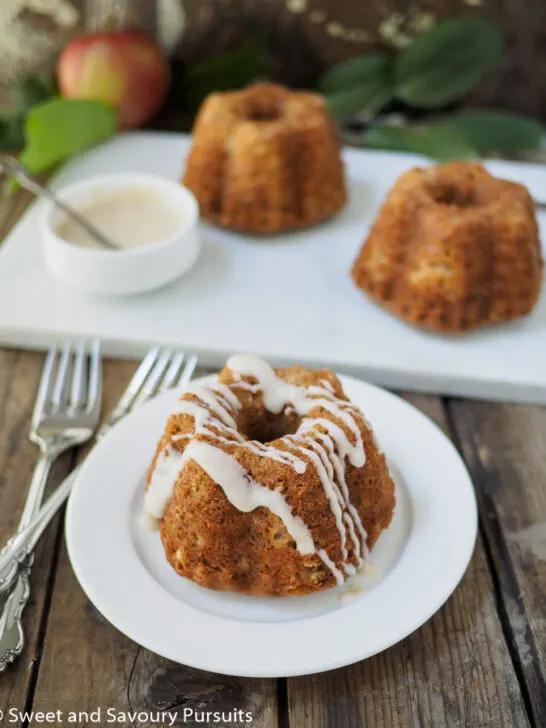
[0,155,121,251]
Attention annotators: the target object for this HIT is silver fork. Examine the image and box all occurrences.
[0,348,197,672]
[0,339,102,672]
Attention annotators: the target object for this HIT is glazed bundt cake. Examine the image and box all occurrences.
[352,161,543,333]
[182,83,347,234]
[145,355,395,596]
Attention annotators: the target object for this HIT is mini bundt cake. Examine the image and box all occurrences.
[352,161,543,333]
[145,355,395,596]
[182,83,347,234]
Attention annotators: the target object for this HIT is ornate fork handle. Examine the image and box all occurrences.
[0,424,116,594]
[0,444,65,591]
[1,435,108,668]
[0,410,127,669]
[0,347,193,674]
[0,469,78,593]
[0,546,33,591]
[0,565,32,674]
[0,469,76,669]
[0,420,120,593]
[0,442,65,671]
[0,452,52,590]
[0,339,102,674]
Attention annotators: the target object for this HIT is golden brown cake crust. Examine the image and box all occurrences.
[182,83,347,234]
[147,362,395,597]
[351,161,543,333]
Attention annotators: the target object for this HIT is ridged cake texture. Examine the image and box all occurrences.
[352,161,543,332]
[145,356,395,596]
[182,83,347,234]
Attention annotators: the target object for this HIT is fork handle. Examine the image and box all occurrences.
[0,449,57,588]
[18,448,59,529]
[0,447,67,672]
[0,468,77,672]
[0,469,78,591]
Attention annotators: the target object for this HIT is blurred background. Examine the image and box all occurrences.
[2,0,545,114]
[1,0,545,172]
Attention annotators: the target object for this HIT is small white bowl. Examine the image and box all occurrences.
[40,173,200,296]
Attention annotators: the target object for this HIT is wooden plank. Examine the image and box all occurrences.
[287,394,532,728]
[28,358,279,728]
[448,399,546,726]
[0,349,74,715]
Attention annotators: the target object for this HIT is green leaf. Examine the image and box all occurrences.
[325,83,394,119]
[442,111,544,152]
[18,98,116,175]
[394,16,504,108]
[319,53,394,118]
[318,53,392,94]
[364,124,478,161]
[185,36,269,106]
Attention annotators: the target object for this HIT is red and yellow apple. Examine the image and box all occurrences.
[57,30,170,129]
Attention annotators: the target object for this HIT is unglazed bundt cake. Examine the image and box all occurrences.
[182,83,347,234]
[352,161,543,333]
[144,355,395,596]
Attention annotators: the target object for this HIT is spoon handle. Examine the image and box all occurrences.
[0,155,120,251]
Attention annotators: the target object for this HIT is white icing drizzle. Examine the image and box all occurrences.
[176,385,238,428]
[144,448,185,519]
[245,440,306,471]
[317,549,345,586]
[145,355,372,585]
[233,381,261,394]
[182,440,315,555]
[287,436,351,568]
[313,429,368,557]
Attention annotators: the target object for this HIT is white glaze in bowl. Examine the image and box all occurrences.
[40,173,200,296]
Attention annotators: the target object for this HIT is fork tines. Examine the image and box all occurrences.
[32,339,101,427]
[104,349,198,431]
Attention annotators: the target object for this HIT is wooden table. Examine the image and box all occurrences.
[0,190,544,728]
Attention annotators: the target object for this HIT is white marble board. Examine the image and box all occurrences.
[0,131,544,403]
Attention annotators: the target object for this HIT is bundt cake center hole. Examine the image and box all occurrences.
[430,182,477,207]
[246,100,282,121]
[238,411,301,443]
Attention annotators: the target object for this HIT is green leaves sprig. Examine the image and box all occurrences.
[320,16,504,119]
[393,17,503,109]
[363,124,477,162]
[318,15,545,160]
[318,54,394,119]
[442,111,544,152]
[347,112,546,162]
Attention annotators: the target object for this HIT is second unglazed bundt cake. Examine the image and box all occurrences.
[352,161,543,333]
[182,83,347,234]
[144,355,395,596]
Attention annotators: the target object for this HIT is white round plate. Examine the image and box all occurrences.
[66,373,477,678]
